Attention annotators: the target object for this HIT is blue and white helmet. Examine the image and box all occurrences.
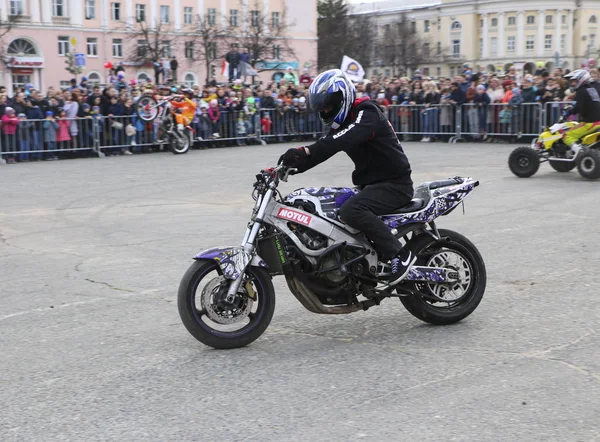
[308,69,356,129]
[564,69,591,90]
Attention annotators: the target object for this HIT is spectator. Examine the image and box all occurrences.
[208,99,220,138]
[2,107,19,163]
[474,85,491,139]
[226,46,241,82]
[43,110,59,161]
[17,113,32,162]
[63,91,79,149]
[56,109,71,155]
[422,81,440,142]
[170,56,178,83]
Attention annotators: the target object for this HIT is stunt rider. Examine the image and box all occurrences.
[169,88,197,133]
[561,70,600,155]
[278,69,416,285]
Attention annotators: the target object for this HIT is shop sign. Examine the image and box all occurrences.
[6,56,45,68]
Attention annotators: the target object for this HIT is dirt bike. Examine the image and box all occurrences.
[508,107,600,180]
[135,95,194,154]
[178,165,487,349]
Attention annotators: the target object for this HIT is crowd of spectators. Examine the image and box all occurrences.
[0,63,594,164]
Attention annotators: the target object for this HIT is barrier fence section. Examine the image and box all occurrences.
[0,102,579,161]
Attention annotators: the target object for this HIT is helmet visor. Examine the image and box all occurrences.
[309,90,343,125]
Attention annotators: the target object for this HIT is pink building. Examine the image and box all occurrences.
[0,0,317,92]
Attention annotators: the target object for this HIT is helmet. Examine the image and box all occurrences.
[181,88,194,96]
[564,69,591,90]
[308,69,356,129]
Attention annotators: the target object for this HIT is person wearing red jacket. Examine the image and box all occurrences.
[2,107,20,163]
[208,99,221,138]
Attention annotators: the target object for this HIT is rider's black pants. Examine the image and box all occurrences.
[338,180,413,260]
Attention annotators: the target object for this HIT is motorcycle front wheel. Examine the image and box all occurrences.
[399,229,486,325]
[178,260,275,349]
[135,96,159,122]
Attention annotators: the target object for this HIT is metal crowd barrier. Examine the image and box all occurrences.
[0,101,581,163]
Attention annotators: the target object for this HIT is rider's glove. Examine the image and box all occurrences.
[278,147,308,167]
[177,123,184,132]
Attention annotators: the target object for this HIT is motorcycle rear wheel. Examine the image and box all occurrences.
[400,229,486,325]
[178,260,275,349]
[169,131,191,154]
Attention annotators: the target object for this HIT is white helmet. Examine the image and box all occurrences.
[564,69,591,90]
[308,69,356,129]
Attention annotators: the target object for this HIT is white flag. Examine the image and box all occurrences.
[241,61,258,77]
[340,55,365,82]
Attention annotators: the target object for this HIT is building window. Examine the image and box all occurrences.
[52,0,64,17]
[137,72,150,83]
[185,41,194,59]
[273,45,281,59]
[545,15,552,24]
[490,37,497,55]
[526,15,535,25]
[560,34,566,52]
[87,72,101,86]
[85,0,95,19]
[590,16,597,24]
[423,42,430,57]
[479,19,483,28]
[591,34,597,48]
[86,38,98,56]
[411,21,416,33]
[508,16,516,25]
[230,10,238,26]
[479,38,483,56]
[451,21,461,30]
[208,8,216,26]
[184,73,196,88]
[526,35,535,51]
[544,35,552,49]
[136,4,146,22]
[251,10,260,27]
[8,39,37,55]
[507,36,515,52]
[112,38,123,57]
[272,11,280,28]
[161,40,171,57]
[58,36,69,55]
[424,19,430,32]
[562,15,566,25]
[160,5,169,23]
[437,66,441,77]
[111,2,121,20]
[491,18,498,27]
[437,41,441,55]
[10,0,24,15]
[184,7,193,25]
[137,40,148,57]
[452,39,460,56]
[207,42,217,59]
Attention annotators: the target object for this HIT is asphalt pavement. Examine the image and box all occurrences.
[1,142,599,442]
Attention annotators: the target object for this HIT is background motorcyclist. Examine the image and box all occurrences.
[278,69,416,285]
[562,70,600,155]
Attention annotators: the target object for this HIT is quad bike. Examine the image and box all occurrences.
[178,165,486,349]
[135,95,195,154]
[508,109,600,180]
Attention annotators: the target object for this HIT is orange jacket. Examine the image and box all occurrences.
[171,97,196,121]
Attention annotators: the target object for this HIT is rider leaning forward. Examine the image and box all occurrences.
[278,69,417,285]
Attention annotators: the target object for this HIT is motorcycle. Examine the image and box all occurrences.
[178,166,487,349]
[135,95,194,154]
[508,107,600,180]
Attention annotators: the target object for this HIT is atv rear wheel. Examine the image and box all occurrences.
[577,149,600,180]
[509,147,540,178]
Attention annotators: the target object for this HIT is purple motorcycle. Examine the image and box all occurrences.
[178,166,487,349]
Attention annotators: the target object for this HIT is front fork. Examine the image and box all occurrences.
[225,186,275,302]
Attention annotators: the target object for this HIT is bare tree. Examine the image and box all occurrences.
[230,1,297,72]
[123,19,179,65]
[186,14,228,85]
[346,14,376,69]
[378,14,438,76]
[0,14,21,62]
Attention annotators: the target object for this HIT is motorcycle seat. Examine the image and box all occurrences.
[426,178,463,189]
[391,198,426,214]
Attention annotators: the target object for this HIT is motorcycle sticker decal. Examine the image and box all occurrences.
[276,208,312,226]
[195,247,255,280]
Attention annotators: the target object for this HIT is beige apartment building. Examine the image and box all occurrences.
[0,0,317,92]
[352,0,600,78]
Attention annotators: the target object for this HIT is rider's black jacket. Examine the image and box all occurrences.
[570,83,600,122]
[297,98,413,186]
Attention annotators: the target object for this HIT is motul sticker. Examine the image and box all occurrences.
[276,208,312,226]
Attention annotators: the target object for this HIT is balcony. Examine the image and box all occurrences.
[8,14,30,23]
[443,53,466,62]
[52,16,71,25]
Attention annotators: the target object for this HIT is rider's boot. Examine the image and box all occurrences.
[570,143,582,157]
[388,248,417,286]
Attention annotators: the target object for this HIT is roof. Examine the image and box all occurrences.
[350,0,442,15]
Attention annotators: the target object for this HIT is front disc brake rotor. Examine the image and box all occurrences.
[201,276,254,324]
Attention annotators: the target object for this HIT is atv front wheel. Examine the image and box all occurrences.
[508,147,540,178]
[577,149,600,180]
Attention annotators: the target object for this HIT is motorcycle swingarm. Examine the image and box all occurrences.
[194,247,268,280]
[405,266,458,283]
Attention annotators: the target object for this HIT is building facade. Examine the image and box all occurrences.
[351,0,600,78]
[0,0,317,91]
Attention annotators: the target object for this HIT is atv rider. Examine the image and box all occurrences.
[562,69,600,155]
[278,69,416,285]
